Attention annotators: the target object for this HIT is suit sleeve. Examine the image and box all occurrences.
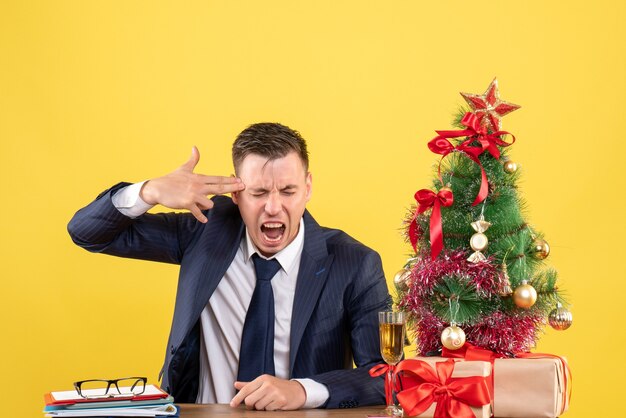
[67,182,200,265]
[310,250,392,408]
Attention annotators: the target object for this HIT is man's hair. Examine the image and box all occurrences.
[232,122,309,173]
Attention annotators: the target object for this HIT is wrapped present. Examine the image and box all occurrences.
[440,344,571,418]
[493,356,570,418]
[395,357,492,418]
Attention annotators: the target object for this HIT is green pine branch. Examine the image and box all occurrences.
[430,275,498,325]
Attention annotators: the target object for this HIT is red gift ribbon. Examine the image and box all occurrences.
[410,188,454,260]
[369,363,395,408]
[442,342,503,363]
[442,342,502,406]
[395,359,491,418]
[429,112,516,206]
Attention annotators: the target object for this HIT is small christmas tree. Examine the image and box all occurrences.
[396,79,573,356]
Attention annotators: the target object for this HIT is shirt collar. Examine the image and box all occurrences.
[243,217,305,274]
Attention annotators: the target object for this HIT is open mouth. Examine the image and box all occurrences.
[261,223,286,243]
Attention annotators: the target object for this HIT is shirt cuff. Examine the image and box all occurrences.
[111,181,154,218]
[293,378,329,409]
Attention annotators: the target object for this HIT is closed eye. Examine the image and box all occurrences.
[281,186,297,196]
[249,190,268,197]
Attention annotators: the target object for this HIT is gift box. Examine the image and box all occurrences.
[493,356,570,418]
[395,357,492,418]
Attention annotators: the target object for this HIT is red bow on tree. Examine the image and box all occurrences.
[409,187,454,260]
[395,359,491,418]
[428,112,516,205]
[427,136,486,207]
[436,112,516,159]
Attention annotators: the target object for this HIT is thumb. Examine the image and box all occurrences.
[181,146,200,171]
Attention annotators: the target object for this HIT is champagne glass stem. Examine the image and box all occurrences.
[386,365,394,408]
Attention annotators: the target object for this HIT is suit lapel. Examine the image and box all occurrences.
[289,211,334,373]
[179,200,245,344]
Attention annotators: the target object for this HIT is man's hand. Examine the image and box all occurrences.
[230,375,307,411]
[139,146,245,223]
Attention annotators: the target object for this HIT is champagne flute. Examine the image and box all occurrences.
[379,311,405,416]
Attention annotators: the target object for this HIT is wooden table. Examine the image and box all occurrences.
[178,404,389,417]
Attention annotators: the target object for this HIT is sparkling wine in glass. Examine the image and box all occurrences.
[379,311,405,416]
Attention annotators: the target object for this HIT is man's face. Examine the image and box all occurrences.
[232,152,312,257]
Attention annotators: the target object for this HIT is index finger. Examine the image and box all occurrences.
[230,381,259,407]
[198,182,245,196]
[195,174,243,185]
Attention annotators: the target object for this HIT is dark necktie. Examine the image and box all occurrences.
[237,254,281,382]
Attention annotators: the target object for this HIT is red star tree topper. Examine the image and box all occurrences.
[460,78,520,132]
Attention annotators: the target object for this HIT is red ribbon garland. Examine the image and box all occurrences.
[410,188,454,260]
[429,112,516,206]
[395,359,491,418]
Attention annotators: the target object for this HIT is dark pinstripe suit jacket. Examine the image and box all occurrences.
[68,183,392,408]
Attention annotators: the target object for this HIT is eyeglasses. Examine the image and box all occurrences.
[73,377,147,399]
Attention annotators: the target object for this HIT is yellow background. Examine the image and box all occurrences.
[1,1,624,416]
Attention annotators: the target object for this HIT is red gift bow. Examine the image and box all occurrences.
[369,363,396,408]
[395,359,491,418]
[429,112,516,206]
[442,342,503,406]
[409,188,454,260]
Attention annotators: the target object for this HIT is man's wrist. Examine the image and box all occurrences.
[138,179,159,205]
[112,181,154,218]
[292,378,329,409]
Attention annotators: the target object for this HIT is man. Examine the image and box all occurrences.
[68,123,391,410]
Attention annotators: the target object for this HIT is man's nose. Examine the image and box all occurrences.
[264,191,282,215]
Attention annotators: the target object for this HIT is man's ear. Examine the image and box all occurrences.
[305,172,312,202]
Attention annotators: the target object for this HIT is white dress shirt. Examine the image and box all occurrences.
[112,182,329,408]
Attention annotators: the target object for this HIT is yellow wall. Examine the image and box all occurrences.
[1,1,624,416]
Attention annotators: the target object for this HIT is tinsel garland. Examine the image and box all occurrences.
[466,311,545,355]
[405,250,502,296]
[398,250,544,356]
[410,308,544,356]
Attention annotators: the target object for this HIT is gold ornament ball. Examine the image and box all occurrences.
[513,281,537,309]
[440,186,453,193]
[549,304,573,330]
[470,232,489,252]
[441,325,466,350]
[532,239,550,260]
[393,268,412,292]
[503,160,518,173]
